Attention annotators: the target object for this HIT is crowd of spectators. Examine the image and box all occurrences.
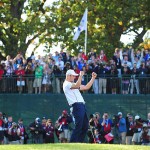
[0,111,150,145]
[0,47,150,94]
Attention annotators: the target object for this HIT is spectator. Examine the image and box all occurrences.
[8,122,20,144]
[117,112,127,144]
[144,50,150,61]
[4,116,13,144]
[147,113,150,127]
[131,49,144,69]
[130,63,140,94]
[98,63,109,94]
[121,63,131,94]
[98,50,108,62]
[126,114,134,145]
[45,119,55,143]
[100,112,113,143]
[113,49,122,77]
[25,62,34,94]
[42,63,52,93]
[132,115,143,145]
[29,118,43,144]
[33,61,43,94]
[51,65,62,94]
[0,112,7,144]
[17,118,27,144]
[57,110,72,143]
[56,57,64,71]
[15,64,25,94]
[0,64,5,92]
[92,61,99,94]
[108,64,118,94]
[139,123,150,145]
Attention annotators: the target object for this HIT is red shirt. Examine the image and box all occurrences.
[15,69,25,81]
[0,69,4,80]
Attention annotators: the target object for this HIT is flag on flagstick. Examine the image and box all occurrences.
[73,9,87,41]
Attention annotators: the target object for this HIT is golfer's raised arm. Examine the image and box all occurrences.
[71,71,84,89]
[80,72,97,91]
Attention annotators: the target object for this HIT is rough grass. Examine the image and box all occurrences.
[0,144,150,150]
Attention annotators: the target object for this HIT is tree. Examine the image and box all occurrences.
[51,0,150,57]
[0,0,55,58]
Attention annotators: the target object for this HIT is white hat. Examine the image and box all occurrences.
[135,115,140,120]
[66,69,78,76]
[118,112,122,116]
[143,123,148,128]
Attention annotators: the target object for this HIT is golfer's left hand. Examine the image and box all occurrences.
[92,72,97,78]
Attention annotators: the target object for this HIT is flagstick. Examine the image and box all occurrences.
[84,8,88,55]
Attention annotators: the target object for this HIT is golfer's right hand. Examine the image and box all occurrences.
[79,71,84,76]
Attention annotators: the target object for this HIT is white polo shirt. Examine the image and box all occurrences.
[63,80,85,106]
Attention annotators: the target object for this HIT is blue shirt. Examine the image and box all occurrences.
[118,118,127,133]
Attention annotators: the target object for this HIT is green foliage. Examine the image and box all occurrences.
[52,0,149,57]
[0,0,149,58]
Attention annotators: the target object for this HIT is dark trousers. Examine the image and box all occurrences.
[70,103,88,143]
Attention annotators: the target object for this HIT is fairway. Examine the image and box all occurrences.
[0,144,149,150]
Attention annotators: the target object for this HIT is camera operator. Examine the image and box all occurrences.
[100,112,113,143]
[45,119,55,143]
[8,122,20,144]
[57,110,73,143]
[139,123,150,145]
[4,116,13,144]
[17,118,28,144]
[0,112,7,144]
[126,114,134,145]
[29,118,43,144]
[132,115,143,145]
[88,113,102,143]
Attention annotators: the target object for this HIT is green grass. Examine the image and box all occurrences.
[0,144,150,150]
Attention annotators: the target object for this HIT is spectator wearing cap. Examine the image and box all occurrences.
[139,123,150,145]
[29,118,43,144]
[57,110,73,143]
[45,119,55,143]
[126,114,134,145]
[132,115,143,145]
[117,112,127,144]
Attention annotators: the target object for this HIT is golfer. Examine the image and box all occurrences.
[63,69,97,142]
